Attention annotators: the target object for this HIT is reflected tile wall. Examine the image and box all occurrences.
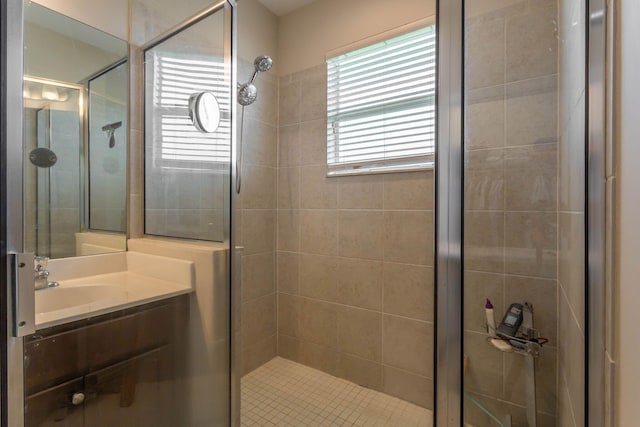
[276,64,435,410]
[464,1,560,425]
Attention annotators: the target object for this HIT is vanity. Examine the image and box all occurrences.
[23,252,194,427]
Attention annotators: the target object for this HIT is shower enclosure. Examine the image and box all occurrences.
[0,0,606,426]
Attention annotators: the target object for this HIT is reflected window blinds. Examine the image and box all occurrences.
[151,54,230,168]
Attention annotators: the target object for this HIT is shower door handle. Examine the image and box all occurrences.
[10,252,36,337]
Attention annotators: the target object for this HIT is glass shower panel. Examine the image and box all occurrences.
[237,0,436,424]
[462,1,586,426]
[144,10,229,241]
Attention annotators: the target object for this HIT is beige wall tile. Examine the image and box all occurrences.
[277,209,299,251]
[337,258,383,311]
[338,210,384,260]
[463,331,503,397]
[382,315,433,377]
[300,165,337,209]
[337,306,382,362]
[299,254,339,302]
[558,212,585,330]
[242,334,276,375]
[300,119,327,166]
[558,95,586,212]
[383,211,433,265]
[466,14,505,89]
[242,209,275,255]
[278,124,300,167]
[242,294,276,350]
[336,354,383,391]
[383,366,433,410]
[243,118,277,167]
[383,263,433,321]
[505,275,558,344]
[298,340,339,376]
[383,172,434,210]
[242,252,275,302]
[505,5,558,82]
[277,251,299,295]
[558,292,585,427]
[277,333,300,362]
[338,175,384,210]
[466,85,505,150]
[464,148,504,211]
[504,211,557,278]
[505,76,558,147]
[242,165,276,209]
[277,293,300,338]
[300,210,338,255]
[300,66,327,122]
[251,75,277,126]
[463,271,504,334]
[504,143,557,211]
[299,298,338,347]
[278,80,300,126]
[277,167,300,209]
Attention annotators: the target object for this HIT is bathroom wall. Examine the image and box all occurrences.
[557,0,586,426]
[33,0,128,40]
[274,0,435,409]
[463,1,559,425]
[236,0,279,375]
[89,63,127,233]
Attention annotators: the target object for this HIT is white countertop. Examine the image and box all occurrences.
[36,252,194,330]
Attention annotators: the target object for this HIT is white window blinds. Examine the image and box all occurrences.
[326,25,436,175]
[150,53,230,169]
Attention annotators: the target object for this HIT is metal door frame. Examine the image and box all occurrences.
[1,1,26,426]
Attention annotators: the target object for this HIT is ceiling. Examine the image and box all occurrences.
[256,0,316,16]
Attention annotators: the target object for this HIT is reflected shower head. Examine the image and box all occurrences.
[238,55,273,106]
[254,55,273,73]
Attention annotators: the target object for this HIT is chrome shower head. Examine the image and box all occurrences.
[254,55,273,73]
[238,55,273,106]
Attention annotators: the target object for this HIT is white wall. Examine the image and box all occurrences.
[34,0,127,40]
[616,0,640,425]
[276,0,436,75]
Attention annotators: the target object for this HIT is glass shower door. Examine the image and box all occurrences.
[462,1,586,426]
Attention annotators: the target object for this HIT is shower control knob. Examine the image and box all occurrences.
[71,392,85,405]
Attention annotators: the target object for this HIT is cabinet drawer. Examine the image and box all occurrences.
[25,378,84,427]
[25,303,174,395]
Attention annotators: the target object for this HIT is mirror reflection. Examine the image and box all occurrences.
[23,3,128,259]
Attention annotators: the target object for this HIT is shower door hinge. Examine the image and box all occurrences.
[9,252,36,337]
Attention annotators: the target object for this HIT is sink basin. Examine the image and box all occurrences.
[36,285,128,315]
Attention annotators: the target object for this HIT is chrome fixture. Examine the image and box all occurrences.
[237,55,273,106]
[237,55,273,194]
[34,256,59,290]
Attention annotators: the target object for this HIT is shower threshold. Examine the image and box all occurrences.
[241,357,432,426]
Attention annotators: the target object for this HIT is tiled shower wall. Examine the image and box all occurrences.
[275,65,435,409]
[557,0,586,425]
[463,1,559,425]
[238,63,279,374]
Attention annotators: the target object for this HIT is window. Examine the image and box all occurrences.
[326,24,436,176]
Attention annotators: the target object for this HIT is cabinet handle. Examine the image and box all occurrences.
[71,392,85,405]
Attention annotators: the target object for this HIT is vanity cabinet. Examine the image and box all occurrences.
[24,297,188,427]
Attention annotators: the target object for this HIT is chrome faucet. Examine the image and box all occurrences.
[34,256,59,290]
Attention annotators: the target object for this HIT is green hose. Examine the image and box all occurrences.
[463,391,504,427]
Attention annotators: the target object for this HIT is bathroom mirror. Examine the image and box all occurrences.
[23,2,129,259]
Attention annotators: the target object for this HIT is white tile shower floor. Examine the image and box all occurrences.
[240,357,433,427]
